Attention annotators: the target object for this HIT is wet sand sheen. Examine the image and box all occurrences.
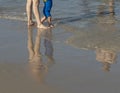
[0,18,120,93]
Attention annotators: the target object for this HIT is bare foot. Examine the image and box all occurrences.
[28,21,35,26]
[37,24,48,29]
[49,24,54,28]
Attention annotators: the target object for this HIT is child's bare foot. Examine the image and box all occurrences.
[49,24,54,28]
[37,24,48,29]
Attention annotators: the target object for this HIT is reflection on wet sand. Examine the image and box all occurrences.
[109,0,115,14]
[98,0,114,13]
[96,48,117,72]
[97,0,115,24]
[96,0,117,72]
[44,28,55,67]
[27,27,54,83]
[65,0,120,72]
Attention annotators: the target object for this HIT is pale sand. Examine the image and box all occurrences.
[0,19,120,93]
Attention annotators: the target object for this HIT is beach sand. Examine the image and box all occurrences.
[0,18,120,93]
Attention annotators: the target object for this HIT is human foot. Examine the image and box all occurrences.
[37,24,48,29]
[28,21,35,26]
[49,24,54,28]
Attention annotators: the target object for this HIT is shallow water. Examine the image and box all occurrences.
[0,0,120,21]
[0,0,120,93]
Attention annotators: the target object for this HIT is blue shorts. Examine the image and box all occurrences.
[43,0,52,18]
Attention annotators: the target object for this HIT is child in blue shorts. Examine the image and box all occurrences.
[41,0,54,27]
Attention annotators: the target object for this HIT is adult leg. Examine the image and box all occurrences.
[32,0,47,28]
[26,0,34,25]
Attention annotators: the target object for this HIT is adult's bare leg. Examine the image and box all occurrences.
[32,0,48,29]
[26,0,34,25]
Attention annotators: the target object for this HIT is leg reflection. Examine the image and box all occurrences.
[96,48,117,72]
[44,28,55,67]
[27,27,48,83]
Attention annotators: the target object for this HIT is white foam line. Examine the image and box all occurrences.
[0,15,28,21]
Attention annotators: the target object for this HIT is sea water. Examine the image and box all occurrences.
[0,0,26,20]
[0,0,120,21]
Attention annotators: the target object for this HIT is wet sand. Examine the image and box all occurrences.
[0,18,120,93]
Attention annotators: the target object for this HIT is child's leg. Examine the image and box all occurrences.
[41,16,47,23]
[41,2,47,24]
[47,17,54,27]
[44,1,53,27]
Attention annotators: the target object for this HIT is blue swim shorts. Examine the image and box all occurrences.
[43,0,52,18]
